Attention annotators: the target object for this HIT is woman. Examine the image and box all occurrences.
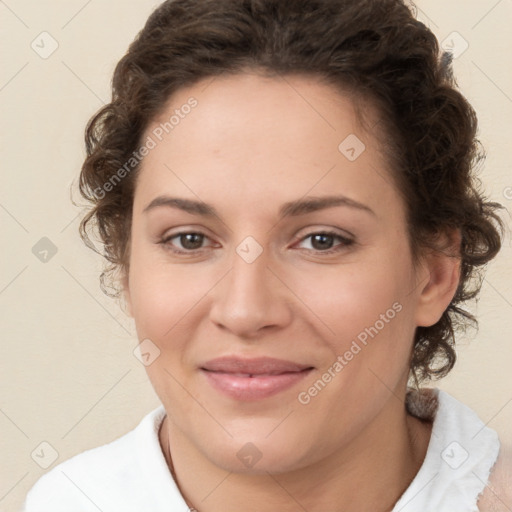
[22,0,510,510]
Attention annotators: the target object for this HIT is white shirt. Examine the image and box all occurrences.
[21,389,506,512]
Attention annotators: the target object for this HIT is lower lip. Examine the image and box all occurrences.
[201,369,313,401]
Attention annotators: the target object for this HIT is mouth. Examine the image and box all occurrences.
[200,356,314,401]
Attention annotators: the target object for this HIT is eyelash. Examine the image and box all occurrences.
[159,230,354,256]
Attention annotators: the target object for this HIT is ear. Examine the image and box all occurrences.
[414,230,462,327]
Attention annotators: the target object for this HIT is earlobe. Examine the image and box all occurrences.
[415,231,462,327]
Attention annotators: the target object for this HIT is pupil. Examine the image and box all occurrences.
[312,234,333,250]
[181,233,203,249]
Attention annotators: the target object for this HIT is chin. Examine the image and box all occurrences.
[197,428,314,475]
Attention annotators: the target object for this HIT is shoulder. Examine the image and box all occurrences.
[477,443,512,512]
[397,388,504,512]
[22,427,141,512]
[21,406,167,512]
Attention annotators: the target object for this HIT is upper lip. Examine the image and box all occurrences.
[201,356,313,375]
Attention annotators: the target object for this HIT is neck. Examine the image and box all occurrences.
[159,393,432,512]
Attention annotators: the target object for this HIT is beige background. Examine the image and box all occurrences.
[1,1,511,510]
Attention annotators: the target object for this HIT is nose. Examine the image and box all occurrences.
[208,246,293,339]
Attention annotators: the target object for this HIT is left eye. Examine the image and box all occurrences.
[295,231,353,253]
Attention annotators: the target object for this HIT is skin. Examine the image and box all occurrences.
[123,72,461,512]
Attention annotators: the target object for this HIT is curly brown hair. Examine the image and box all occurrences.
[78,0,504,384]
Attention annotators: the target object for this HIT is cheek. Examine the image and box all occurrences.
[297,256,411,338]
[290,250,417,386]
[127,256,214,404]
[292,262,417,422]
[129,258,212,340]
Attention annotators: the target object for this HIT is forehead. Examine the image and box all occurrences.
[146,71,368,155]
[134,72,399,219]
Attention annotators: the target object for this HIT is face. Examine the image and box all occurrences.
[124,72,443,473]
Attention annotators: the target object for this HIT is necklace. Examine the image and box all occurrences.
[160,416,200,512]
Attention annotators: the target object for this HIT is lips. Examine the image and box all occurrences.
[200,356,314,400]
[201,356,312,375]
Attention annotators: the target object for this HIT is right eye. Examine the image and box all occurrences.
[160,231,214,254]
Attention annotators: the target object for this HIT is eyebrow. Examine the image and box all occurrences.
[142,194,376,219]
